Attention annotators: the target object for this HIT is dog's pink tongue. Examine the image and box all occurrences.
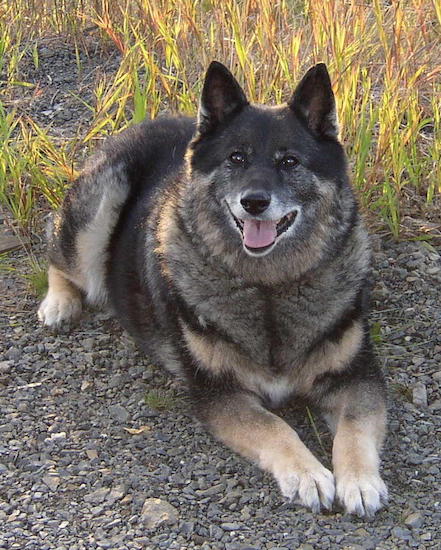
[243,219,277,248]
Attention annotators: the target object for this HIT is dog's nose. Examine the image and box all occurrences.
[240,191,271,215]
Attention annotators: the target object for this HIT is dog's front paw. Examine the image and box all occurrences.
[336,472,388,517]
[275,464,335,513]
[38,291,82,327]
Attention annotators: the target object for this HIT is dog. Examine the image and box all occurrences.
[38,61,388,516]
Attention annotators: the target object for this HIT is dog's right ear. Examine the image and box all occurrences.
[197,61,248,135]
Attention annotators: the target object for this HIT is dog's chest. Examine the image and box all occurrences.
[191,279,339,370]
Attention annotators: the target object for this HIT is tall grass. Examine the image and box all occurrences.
[0,0,439,236]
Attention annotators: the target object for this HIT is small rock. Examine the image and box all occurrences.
[220,522,244,531]
[39,46,52,57]
[108,404,130,423]
[81,338,95,350]
[0,361,12,374]
[109,374,126,388]
[429,399,441,411]
[140,498,178,529]
[106,485,125,505]
[44,432,67,445]
[180,521,195,534]
[353,528,369,536]
[86,449,98,460]
[84,487,110,504]
[6,347,21,361]
[391,526,412,541]
[404,512,424,529]
[412,382,428,408]
[42,475,60,492]
[197,483,224,496]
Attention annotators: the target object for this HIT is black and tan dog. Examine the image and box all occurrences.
[38,61,388,516]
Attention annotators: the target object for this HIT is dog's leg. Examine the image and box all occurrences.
[38,264,82,327]
[332,409,387,517]
[322,382,388,517]
[38,154,130,327]
[195,390,335,512]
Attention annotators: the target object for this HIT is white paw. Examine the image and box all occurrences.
[275,464,335,513]
[38,291,82,327]
[336,473,388,517]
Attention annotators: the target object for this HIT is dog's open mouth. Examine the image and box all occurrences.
[232,211,298,253]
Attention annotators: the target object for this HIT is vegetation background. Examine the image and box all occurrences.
[0,0,440,247]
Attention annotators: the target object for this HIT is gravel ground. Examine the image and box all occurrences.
[1,39,441,550]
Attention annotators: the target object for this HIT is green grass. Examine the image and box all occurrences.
[0,248,48,296]
[23,257,48,297]
[370,321,383,346]
[0,0,439,237]
[305,406,327,456]
[144,389,177,411]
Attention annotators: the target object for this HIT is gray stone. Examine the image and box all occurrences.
[429,399,441,411]
[81,338,94,351]
[391,526,412,540]
[404,512,424,529]
[6,347,21,361]
[179,521,194,534]
[84,488,110,504]
[412,382,428,407]
[0,361,12,373]
[108,404,130,423]
[42,475,60,492]
[220,522,244,531]
[140,498,178,529]
[106,485,125,505]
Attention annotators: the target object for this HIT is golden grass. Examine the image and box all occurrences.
[0,0,440,237]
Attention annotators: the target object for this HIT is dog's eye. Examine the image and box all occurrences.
[280,156,299,169]
[229,151,246,165]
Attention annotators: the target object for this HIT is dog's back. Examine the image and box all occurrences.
[39,116,195,326]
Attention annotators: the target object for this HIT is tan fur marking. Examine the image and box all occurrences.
[332,412,386,477]
[301,321,364,391]
[182,325,252,375]
[155,197,181,257]
[332,409,388,515]
[47,265,80,297]
[183,320,364,405]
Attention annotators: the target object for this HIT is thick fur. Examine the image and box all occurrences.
[38,62,387,516]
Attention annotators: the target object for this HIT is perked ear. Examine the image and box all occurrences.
[288,63,339,139]
[198,61,249,134]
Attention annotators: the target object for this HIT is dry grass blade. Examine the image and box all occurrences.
[0,0,439,240]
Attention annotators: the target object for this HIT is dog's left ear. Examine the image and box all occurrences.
[198,61,249,135]
[288,63,338,139]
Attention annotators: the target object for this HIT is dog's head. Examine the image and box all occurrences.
[184,61,358,281]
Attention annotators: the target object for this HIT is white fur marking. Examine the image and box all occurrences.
[273,461,335,512]
[253,375,293,407]
[336,472,388,517]
[76,166,128,305]
[38,288,82,326]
